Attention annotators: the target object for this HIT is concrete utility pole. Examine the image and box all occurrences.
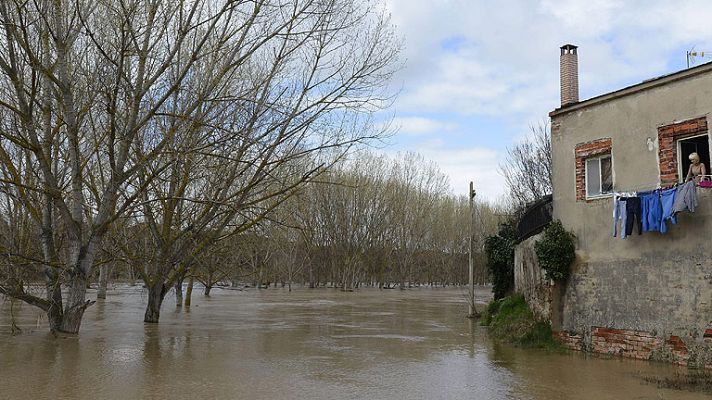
[467,181,477,318]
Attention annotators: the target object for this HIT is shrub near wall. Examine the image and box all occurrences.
[534,220,576,282]
[485,223,517,300]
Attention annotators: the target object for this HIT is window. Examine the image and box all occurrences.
[585,155,613,197]
[575,137,612,201]
[677,134,710,182]
[658,117,708,186]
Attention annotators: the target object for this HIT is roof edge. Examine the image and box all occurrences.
[550,61,712,118]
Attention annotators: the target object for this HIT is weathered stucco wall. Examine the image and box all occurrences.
[550,66,712,366]
[513,232,555,321]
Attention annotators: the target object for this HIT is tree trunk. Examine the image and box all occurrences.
[204,285,212,296]
[59,275,90,333]
[144,283,167,323]
[97,264,110,299]
[175,278,184,307]
[184,277,194,307]
[128,265,136,286]
[45,273,64,332]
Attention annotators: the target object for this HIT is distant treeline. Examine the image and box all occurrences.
[102,152,498,294]
[189,152,499,292]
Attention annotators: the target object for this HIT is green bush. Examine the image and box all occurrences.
[534,220,576,282]
[484,223,517,300]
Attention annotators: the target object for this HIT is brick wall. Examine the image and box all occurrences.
[591,327,661,361]
[658,116,708,186]
[555,327,712,367]
[554,331,584,351]
[574,138,612,201]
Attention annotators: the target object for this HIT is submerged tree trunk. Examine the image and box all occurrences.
[144,283,167,323]
[174,278,184,307]
[184,277,194,307]
[97,264,110,299]
[45,271,64,332]
[59,274,92,333]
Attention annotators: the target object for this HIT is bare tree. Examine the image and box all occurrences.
[499,121,552,208]
[0,0,235,332]
[0,0,400,330]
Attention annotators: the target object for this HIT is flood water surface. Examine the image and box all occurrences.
[1,286,710,399]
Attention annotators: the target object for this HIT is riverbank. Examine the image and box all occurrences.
[481,295,558,349]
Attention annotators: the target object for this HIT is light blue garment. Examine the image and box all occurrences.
[660,187,677,234]
[612,197,627,238]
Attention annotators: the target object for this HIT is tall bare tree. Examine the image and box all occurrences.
[499,121,552,209]
[0,0,400,332]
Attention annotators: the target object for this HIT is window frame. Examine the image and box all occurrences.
[675,133,711,183]
[585,154,614,199]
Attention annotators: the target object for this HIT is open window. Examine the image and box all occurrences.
[586,155,613,198]
[677,134,710,182]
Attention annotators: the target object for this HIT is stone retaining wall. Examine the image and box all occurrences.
[513,232,555,321]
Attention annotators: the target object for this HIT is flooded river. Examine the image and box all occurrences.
[1,286,710,399]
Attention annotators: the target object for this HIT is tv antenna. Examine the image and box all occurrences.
[687,47,708,68]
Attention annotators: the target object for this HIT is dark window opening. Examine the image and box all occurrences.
[678,134,710,182]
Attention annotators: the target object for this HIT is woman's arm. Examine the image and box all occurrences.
[702,163,708,181]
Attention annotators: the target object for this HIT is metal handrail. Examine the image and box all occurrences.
[517,194,553,242]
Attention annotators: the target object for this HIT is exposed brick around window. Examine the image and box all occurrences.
[575,138,612,201]
[658,117,708,186]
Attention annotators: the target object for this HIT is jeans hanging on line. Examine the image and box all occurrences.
[612,197,628,238]
[660,187,677,234]
[624,197,642,236]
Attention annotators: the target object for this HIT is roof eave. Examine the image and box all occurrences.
[550,61,712,118]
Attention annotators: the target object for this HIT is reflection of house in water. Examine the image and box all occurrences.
[518,44,712,366]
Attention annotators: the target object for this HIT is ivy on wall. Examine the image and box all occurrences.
[485,223,517,300]
[534,220,576,282]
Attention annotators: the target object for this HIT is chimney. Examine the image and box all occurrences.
[560,44,579,106]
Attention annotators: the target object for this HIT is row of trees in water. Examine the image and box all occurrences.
[0,0,500,334]
[158,152,497,295]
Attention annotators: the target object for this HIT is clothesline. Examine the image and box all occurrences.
[612,180,698,239]
[614,177,711,195]
[612,183,667,196]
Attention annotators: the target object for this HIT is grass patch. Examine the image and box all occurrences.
[481,295,559,349]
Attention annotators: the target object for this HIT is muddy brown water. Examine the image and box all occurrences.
[1,286,710,400]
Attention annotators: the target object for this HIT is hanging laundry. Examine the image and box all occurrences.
[660,187,677,234]
[639,190,662,233]
[612,196,628,238]
[624,197,642,236]
[672,181,698,214]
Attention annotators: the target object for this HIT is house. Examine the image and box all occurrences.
[544,44,712,366]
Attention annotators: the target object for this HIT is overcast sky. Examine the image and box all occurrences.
[379,0,712,202]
